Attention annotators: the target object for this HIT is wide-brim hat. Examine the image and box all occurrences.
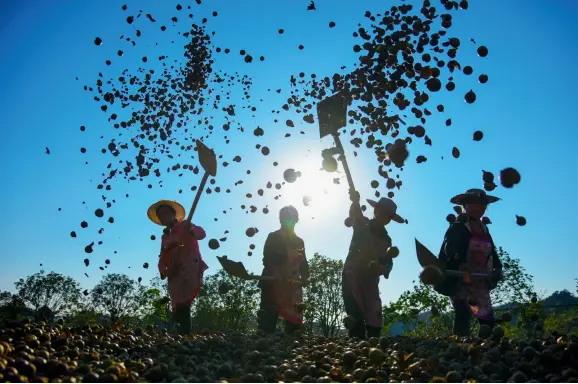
[147,200,186,225]
[450,188,500,205]
[366,198,405,223]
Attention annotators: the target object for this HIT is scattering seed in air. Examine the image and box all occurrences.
[477,46,488,57]
[465,90,477,104]
[500,167,521,188]
[208,239,220,250]
[70,0,511,269]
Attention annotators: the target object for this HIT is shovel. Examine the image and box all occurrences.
[317,92,356,191]
[216,256,306,286]
[177,140,217,246]
[187,140,218,222]
[415,238,491,285]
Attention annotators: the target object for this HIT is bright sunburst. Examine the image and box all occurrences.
[277,157,349,221]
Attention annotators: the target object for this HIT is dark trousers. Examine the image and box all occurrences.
[172,305,192,335]
[452,299,494,337]
[342,279,382,339]
[258,285,301,335]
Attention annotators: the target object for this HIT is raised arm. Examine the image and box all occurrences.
[348,188,364,222]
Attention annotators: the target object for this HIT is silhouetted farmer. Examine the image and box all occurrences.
[257,206,310,335]
[342,189,405,339]
[148,199,208,335]
[435,188,503,337]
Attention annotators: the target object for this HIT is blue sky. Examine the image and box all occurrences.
[1,0,577,304]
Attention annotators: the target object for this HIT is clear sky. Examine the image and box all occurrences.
[1,0,577,305]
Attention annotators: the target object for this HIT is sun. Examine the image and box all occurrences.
[277,157,349,220]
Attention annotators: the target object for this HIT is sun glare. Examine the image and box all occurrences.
[278,158,349,221]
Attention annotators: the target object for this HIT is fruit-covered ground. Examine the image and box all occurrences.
[1,321,577,383]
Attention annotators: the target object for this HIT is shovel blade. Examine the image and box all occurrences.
[415,238,445,270]
[216,256,250,280]
[317,92,349,139]
[196,140,218,177]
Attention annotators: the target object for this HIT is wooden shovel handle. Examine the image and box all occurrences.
[179,172,210,245]
[332,134,356,192]
[445,270,491,278]
[250,275,306,286]
[187,172,210,222]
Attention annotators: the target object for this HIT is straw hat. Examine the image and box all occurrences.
[147,200,185,225]
[450,188,500,205]
[366,198,405,223]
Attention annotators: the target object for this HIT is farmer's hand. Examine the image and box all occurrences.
[349,188,361,203]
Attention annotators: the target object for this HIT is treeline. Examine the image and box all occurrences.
[382,248,578,338]
[0,254,347,337]
[1,249,577,338]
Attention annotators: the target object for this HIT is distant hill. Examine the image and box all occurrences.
[385,290,578,336]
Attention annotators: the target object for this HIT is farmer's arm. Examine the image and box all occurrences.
[158,242,169,280]
[378,234,394,278]
[441,223,468,270]
[349,201,364,221]
[263,232,283,267]
[348,188,365,222]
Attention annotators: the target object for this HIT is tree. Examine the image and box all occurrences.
[91,274,139,322]
[14,270,81,317]
[145,276,171,326]
[382,281,452,338]
[491,247,536,307]
[303,253,344,337]
[0,290,29,320]
[191,269,259,331]
[65,297,101,327]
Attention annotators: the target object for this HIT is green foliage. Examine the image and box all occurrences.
[139,277,171,327]
[511,290,578,338]
[3,246,575,339]
[0,290,29,321]
[191,269,259,331]
[380,248,573,339]
[543,307,578,337]
[14,270,81,317]
[407,314,454,338]
[382,281,452,337]
[64,301,101,327]
[303,253,344,337]
[90,273,140,322]
[491,247,535,307]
